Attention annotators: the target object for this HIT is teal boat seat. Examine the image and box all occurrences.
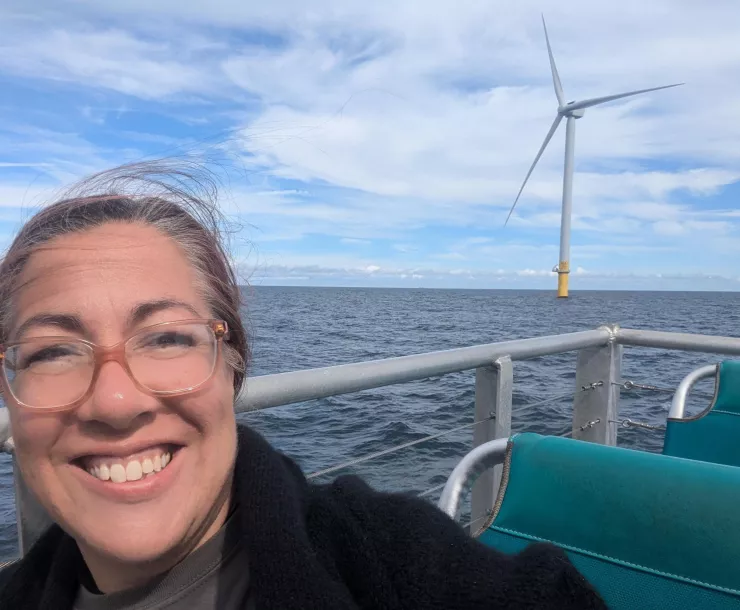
[476,433,740,610]
[663,360,740,467]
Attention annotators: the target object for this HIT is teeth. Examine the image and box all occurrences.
[126,461,143,481]
[86,451,173,484]
[110,464,126,484]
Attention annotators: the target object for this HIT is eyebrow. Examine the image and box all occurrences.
[13,314,85,341]
[128,299,202,326]
[12,299,203,341]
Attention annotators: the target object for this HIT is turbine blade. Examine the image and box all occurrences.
[504,114,563,227]
[542,15,565,106]
[566,83,683,112]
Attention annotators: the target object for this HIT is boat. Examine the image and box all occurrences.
[2,323,740,608]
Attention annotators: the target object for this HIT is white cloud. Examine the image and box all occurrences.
[0,183,63,210]
[0,122,123,184]
[0,162,53,168]
[653,220,686,236]
[0,20,225,100]
[243,258,740,289]
[517,268,556,277]
[0,0,739,286]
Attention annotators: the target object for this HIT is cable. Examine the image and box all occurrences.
[307,415,494,480]
[310,387,587,481]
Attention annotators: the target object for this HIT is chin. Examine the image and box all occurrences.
[77,513,193,566]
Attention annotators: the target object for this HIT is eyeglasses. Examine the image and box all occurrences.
[0,319,229,412]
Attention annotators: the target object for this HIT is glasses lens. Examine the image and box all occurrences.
[127,322,217,393]
[3,339,94,409]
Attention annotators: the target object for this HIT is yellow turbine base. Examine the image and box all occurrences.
[557,272,569,299]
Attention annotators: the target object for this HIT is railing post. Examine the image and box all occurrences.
[13,456,53,556]
[572,325,622,445]
[2,406,53,556]
[471,356,513,529]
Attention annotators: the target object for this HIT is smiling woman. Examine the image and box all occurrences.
[0,160,606,610]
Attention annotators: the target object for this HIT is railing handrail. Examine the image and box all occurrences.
[437,437,509,521]
[669,364,718,419]
[238,328,610,412]
[239,327,740,412]
[616,328,740,355]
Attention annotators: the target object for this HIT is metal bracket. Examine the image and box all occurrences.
[581,381,604,392]
[597,324,620,345]
[620,380,673,393]
[609,418,665,431]
[579,418,601,431]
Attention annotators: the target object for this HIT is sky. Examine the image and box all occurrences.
[0,0,739,290]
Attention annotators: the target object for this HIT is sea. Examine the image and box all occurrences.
[1,286,738,560]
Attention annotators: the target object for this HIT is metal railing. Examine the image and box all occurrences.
[670,364,718,419]
[237,328,610,411]
[3,324,740,557]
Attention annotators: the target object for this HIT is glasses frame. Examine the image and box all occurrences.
[0,319,229,412]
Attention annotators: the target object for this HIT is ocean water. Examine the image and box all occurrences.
[1,287,737,560]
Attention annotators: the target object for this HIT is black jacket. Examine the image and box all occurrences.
[0,424,606,609]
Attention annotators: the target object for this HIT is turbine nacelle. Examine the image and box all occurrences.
[559,104,585,118]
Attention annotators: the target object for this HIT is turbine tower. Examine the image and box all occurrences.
[505,17,682,298]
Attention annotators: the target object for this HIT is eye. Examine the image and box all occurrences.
[134,331,199,352]
[15,343,86,370]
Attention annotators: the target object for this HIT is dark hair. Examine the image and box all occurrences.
[0,159,248,393]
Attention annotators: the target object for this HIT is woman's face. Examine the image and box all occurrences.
[4,222,237,588]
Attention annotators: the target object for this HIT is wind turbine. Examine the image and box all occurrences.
[505,17,682,298]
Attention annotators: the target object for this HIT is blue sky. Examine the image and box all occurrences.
[0,0,739,290]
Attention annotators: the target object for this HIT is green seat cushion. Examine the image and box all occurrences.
[664,360,740,467]
[664,414,740,466]
[710,361,740,414]
[478,433,740,608]
[481,529,740,610]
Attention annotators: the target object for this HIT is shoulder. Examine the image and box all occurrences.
[235,426,606,608]
[308,473,454,533]
[303,473,469,563]
[304,475,607,610]
[0,526,82,609]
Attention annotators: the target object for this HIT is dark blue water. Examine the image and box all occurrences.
[1,287,737,560]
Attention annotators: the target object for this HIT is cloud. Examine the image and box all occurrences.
[243,258,740,290]
[0,1,739,287]
[0,183,62,210]
[517,268,556,277]
[0,19,225,100]
[0,122,123,184]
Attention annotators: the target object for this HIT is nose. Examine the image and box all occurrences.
[75,360,160,431]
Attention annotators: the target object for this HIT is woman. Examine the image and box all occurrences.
[0,162,605,609]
